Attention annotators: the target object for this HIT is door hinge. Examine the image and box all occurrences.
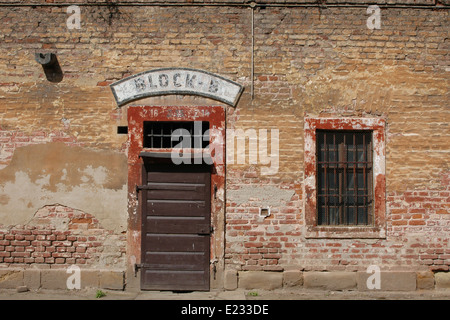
[134,263,143,277]
[135,185,147,199]
[211,259,218,280]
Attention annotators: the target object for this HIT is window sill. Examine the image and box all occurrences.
[305,225,386,239]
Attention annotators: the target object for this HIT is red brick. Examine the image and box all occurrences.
[10,240,30,246]
[392,220,408,226]
[32,230,52,236]
[409,220,426,226]
[53,241,72,247]
[11,252,30,257]
[56,234,67,241]
[244,242,264,248]
[31,240,52,247]
[11,229,32,235]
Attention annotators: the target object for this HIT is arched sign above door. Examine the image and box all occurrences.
[110,68,244,107]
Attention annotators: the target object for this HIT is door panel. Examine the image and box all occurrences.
[142,270,208,291]
[140,163,211,291]
[146,200,206,217]
[144,234,209,252]
[146,188,206,201]
[144,252,206,270]
[145,217,209,234]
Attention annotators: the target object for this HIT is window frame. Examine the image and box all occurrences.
[304,118,386,239]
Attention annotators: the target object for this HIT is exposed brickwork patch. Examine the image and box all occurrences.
[0,205,126,267]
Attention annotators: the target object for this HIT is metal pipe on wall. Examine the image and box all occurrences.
[251,2,255,100]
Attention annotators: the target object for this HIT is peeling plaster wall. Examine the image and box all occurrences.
[227,185,295,208]
[0,4,448,277]
[0,142,127,233]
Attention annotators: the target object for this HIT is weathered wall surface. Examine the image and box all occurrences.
[0,142,127,230]
[224,6,449,273]
[0,3,448,282]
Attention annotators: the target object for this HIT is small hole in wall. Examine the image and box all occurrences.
[117,126,128,134]
[259,207,270,218]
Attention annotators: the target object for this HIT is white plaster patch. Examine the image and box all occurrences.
[227,185,294,207]
[0,170,127,232]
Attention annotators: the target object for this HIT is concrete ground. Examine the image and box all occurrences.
[0,287,449,300]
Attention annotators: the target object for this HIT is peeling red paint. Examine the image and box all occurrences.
[126,106,226,280]
[374,173,387,227]
[304,117,386,239]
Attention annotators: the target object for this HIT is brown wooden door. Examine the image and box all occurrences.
[140,163,211,291]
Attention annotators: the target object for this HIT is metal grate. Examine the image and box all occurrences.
[143,121,210,149]
[316,130,373,226]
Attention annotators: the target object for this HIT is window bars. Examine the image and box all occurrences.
[317,130,373,226]
[143,121,210,149]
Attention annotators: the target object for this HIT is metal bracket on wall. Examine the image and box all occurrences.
[35,52,56,66]
[210,259,218,280]
[35,52,63,82]
[135,184,145,199]
[134,263,143,277]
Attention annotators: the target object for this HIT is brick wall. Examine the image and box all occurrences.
[0,2,448,280]
[0,205,126,267]
[224,5,448,273]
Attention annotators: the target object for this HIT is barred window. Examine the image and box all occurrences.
[317,130,373,226]
[143,121,209,149]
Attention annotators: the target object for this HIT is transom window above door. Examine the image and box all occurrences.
[143,121,210,149]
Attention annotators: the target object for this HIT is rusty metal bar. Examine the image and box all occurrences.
[317,130,372,226]
[363,133,366,225]
[324,132,329,225]
[353,133,358,225]
[343,133,347,225]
